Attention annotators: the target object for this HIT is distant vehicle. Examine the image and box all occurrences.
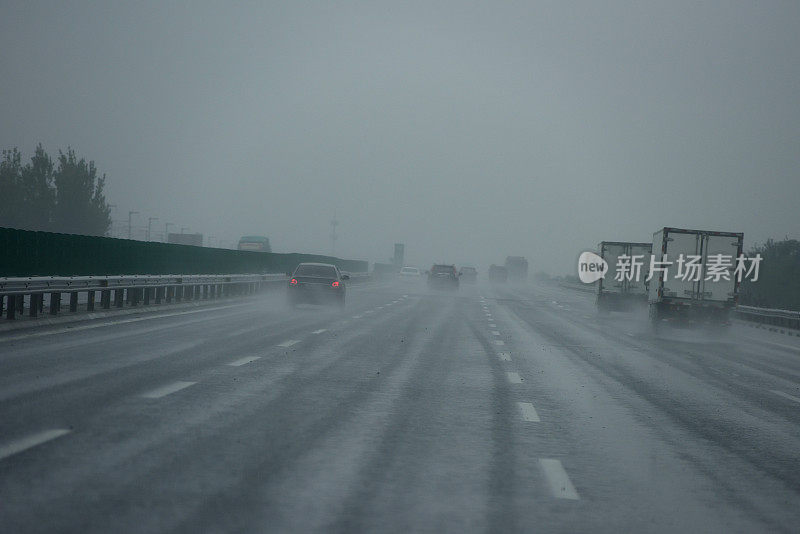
[459,266,478,283]
[237,235,271,252]
[648,227,743,326]
[488,264,508,283]
[596,241,652,310]
[399,266,421,278]
[287,262,348,308]
[427,264,459,290]
[504,256,528,282]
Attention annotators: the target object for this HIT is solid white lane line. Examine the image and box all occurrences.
[228,356,261,367]
[539,459,579,500]
[0,429,71,461]
[771,390,800,404]
[498,352,512,361]
[494,340,505,346]
[311,329,328,334]
[2,303,244,342]
[141,381,196,399]
[491,330,501,336]
[277,340,300,348]
[518,402,541,422]
[507,372,523,384]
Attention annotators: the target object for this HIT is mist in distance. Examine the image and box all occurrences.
[2,1,798,274]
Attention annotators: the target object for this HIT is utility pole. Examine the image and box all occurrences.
[164,222,173,243]
[147,217,159,242]
[330,210,339,256]
[128,211,139,240]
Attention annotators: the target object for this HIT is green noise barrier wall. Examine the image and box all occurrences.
[0,227,368,277]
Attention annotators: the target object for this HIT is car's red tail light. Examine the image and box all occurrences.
[331,281,339,288]
[290,278,298,285]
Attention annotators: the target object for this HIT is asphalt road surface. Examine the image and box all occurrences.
[1,279,799,533]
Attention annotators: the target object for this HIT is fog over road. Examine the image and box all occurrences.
[1,281,799,533]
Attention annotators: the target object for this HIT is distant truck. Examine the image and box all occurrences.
[488,264,508,283]
[596,241,652,309]
[648,227,743,326]
[237,235,271,252]
[504,256,528,282]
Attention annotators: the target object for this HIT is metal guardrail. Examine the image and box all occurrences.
[0,273,286,320]
[0,272,372,321]
[733,305,800,330]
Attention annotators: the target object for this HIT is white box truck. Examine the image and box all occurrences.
[648,227,743,325]
[596,241,653,309]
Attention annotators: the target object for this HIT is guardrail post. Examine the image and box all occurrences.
[144,287,151,305]
[5,296,15,320]
[155,287,163,304]
[114,289,124,308]
[49,293,59,315]
[69,292,78,312]
[101,290,111,309]
[87,291,95,311]
[29,294,38,317]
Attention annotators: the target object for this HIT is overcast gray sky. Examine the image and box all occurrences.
[2,1,799,274]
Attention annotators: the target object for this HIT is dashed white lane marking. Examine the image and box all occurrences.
[763,341,800,354]
[277,340,300,348]
[489,323,497,328]
[311,329,327,334]
[377,306,384,310]
[227,325,263,338]
[491,330,501,336]
[352,315,362,319]
[228,356,261,367]
[583,315,592,319]
[141,381,196,399]
[627,333,635,337]
[365,310,374,314]
[540,459,580,500]
[0,429,71,461]
[494,340,505,346]
[403,294,409,298]
[507,372,523,384]
[771,390,800,404]
[498,352,512,361]
[518,402,541,422]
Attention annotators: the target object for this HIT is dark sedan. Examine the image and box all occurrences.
[427,264,460,291]
[287,263,348,308]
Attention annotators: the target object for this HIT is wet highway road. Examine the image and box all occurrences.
[1,280,799,533]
